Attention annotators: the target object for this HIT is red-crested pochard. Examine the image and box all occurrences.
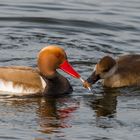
[85,55,140,88]
[0,45,84,96]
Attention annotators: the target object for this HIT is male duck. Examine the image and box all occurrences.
[0,45,81,96]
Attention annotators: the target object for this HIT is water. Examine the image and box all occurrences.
[0,0,140,139]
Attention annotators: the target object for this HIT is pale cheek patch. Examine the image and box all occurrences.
[0,79,40,96]
[103,65,117,79]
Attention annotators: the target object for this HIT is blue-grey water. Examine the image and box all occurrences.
[0,0,140,139]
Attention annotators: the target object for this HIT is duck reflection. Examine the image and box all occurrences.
[89,88,118,118]
[36,96,79,134]
[83,88,119,128]
[0,95,79,135]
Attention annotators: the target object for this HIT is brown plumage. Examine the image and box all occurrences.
[86,54,140,88]
[0,45,79,96]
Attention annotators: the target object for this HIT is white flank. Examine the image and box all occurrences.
[0,79,39,96]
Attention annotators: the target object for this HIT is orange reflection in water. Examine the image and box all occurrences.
[37,97,79,134]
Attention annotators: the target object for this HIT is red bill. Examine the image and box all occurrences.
[59,60,80,78]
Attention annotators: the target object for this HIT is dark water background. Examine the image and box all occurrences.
[0,0,140,139]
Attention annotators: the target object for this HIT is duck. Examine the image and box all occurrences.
[84,54,140,88]
[0,45,81,96]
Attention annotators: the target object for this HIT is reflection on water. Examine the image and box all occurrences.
[91,88,117,118]
[0,96,80,139]
[37,97,79,134]
[0,87,140,139]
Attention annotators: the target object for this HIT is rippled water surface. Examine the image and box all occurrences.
[0,0,140,139]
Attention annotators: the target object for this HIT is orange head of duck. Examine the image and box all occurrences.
[37,45,80,79]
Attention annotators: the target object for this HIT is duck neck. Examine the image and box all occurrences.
[40,71,73,96]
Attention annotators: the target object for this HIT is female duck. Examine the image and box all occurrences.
[85,55,140,88]
[0,45,81,96]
